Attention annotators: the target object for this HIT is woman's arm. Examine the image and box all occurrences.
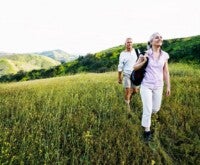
[133,54,147,71]
[163,61,170,96]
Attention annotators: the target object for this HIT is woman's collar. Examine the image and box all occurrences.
[149,48,163,56]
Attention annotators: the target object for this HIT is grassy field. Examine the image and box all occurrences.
[0,63,199,164]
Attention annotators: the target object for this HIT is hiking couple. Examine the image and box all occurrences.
[118,32,171,141]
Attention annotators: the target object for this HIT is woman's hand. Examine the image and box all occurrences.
[133,54,148,71]
[140,54,148,64]
[166,86,170,96]
[138,54,147,63]
[142,56,147,63]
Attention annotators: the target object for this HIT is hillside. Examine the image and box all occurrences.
[0,63,199,164]
[38,49,78,63]
[0,35,199,82]
[0,52,13,57]
[0,54,60,76]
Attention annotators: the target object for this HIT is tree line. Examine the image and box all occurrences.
[0,35,199,82]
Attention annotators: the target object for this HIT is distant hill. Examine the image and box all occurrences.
[0,54,60,76]
[0,35,199,82]
[0,52,13,57]
[37,49,78,63]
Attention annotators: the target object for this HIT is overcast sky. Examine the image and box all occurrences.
[0,0,199,54]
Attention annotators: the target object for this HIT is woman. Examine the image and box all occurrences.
[134,32,171,141]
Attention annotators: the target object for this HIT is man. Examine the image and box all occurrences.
[118,38,139,107]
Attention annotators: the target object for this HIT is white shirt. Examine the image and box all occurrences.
[118,50,138,75]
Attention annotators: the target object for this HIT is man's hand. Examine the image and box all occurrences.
[118,77,122,84]
[118,71,122,84]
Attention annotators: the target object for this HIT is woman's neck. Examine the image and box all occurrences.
[152,46,161,53]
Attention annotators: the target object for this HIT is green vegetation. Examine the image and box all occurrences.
[0,63,199,164]
[163,35,200,62]
[0,59,17,75]
[0,54,60,76]
[0,35,199,82]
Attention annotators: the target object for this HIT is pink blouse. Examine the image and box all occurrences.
[141,49,169,89]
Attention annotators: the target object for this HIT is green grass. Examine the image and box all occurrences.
[0,63,199,164]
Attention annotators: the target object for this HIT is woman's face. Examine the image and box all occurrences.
[151,35,163,47]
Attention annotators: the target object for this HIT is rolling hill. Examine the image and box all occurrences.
[0,54,60,76]
[37,49,78,63]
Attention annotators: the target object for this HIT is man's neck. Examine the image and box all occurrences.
[125,48,132,52]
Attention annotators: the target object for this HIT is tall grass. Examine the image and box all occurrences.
[0,63,199,164]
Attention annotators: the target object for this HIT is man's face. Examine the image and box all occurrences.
[125,39,133,50]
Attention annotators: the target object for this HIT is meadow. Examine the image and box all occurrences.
[0,63,199,164]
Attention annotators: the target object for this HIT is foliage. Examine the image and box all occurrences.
[162,35,200,62]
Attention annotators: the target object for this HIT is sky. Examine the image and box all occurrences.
[0,0,199,55]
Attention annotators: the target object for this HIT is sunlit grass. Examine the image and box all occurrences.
[0,63,199,164]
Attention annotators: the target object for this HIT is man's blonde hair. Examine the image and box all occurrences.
[125,38,133,45]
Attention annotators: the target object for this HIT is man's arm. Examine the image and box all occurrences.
[118,53,123,84]
[118,71,122,84]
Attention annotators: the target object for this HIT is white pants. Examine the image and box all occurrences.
[140,85,163,128]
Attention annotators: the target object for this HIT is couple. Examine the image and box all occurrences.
[118,32,171,142]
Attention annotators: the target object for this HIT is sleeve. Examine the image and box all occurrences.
[118,53,124,72]
[165,53,169,61]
